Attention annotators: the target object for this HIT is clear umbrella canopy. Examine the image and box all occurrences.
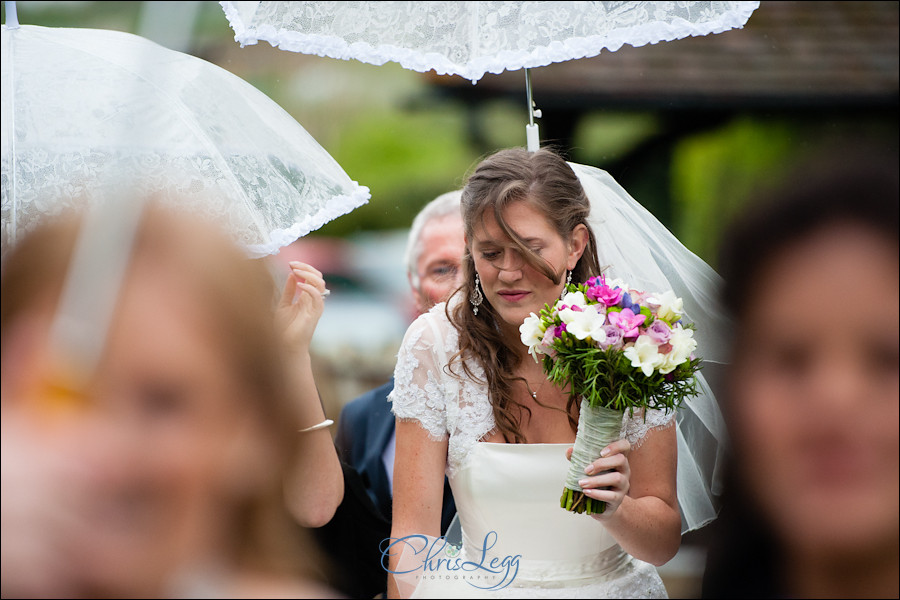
[1,10,372,401]
[220,1,758,148]
[1,21,370,260]
[221,1,759,83]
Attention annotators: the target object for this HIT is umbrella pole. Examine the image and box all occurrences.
[525,68,541,152]
[45,193,147,409]
[4,1,18,28]
[5,1,19,249]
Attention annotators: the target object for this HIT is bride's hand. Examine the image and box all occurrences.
[570,439,632,521]
[276,261,328,356]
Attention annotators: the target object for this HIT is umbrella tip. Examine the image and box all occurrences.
[526,123,540,153]
[4,1,20,28]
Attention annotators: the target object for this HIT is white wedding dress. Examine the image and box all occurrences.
[390,303,672,598]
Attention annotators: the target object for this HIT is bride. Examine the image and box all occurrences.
[386,148,728,598]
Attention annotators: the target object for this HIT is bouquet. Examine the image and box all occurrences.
[519,275,701,515]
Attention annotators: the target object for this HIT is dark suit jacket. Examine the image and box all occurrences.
[335,378,457,533]
[315,379,456,599]
[312,459,391,599]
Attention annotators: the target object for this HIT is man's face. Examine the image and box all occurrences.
[411,214,465,314]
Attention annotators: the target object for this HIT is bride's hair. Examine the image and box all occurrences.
[448,147,601,443]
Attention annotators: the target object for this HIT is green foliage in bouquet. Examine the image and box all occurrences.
[520,276,703,515]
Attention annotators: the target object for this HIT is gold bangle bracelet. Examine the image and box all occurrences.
[298,418,334,433]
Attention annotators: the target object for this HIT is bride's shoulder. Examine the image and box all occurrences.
[398,301,460,355]
[404,300,457,335]
[424,300,454,325]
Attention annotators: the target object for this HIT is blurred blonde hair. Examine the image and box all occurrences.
[0,200,324,582]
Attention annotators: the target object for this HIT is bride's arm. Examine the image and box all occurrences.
[387,419,448,599]
[385,309,452,599]
[579,424,680,566]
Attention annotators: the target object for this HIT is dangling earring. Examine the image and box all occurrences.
[560,270,572,300]
[470,273,484,315]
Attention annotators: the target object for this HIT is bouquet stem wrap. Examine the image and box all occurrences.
[561,399,624,515]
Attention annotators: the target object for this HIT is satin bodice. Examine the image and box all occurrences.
[453,443,620,568]
[403,442,666,598]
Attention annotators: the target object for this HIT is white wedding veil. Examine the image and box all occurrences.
[569,161,731,534]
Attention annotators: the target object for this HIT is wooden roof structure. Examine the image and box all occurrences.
[428,1,899,112]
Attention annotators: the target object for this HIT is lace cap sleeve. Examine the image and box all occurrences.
[620,407,677,450]
[388,309,452,440]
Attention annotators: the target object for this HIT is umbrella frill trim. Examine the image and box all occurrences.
[244,183,370,258]
[220,0,255,45]
[221,1,759,83]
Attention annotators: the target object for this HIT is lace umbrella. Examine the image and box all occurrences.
[220,0,759,149]
[1,14,371,261]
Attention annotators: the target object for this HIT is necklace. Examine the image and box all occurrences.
[524,378,548,401]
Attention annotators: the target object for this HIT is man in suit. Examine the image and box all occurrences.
[315,191,464,598]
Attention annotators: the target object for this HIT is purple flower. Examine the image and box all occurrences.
[620,292,641,313]
[599,324,623,350]
[554,323,567,337]
[607,308,646,338]
[646,319,671,344]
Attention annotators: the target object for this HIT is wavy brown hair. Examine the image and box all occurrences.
[448,148,601,443]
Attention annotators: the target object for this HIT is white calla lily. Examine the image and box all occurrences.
[623,335,663,377]
[565,305,608,343]
[647,290,684,323]
[560,291,588,307]
[519,312,544,346]
[519,313,546,362]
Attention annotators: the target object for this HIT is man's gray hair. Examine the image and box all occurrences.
[404,190,463,289]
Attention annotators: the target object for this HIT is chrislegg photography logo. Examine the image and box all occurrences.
[381,530,521,591]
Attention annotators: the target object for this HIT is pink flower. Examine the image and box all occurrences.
[607,308,645,338]
[541,327,558,358]
[541,327,555,346]
[587,284,624,306]
[629,289,650,305]
[559,303,583,312]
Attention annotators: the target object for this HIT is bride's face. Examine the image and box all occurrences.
[729,223,899,559]
[470,199,585,335]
